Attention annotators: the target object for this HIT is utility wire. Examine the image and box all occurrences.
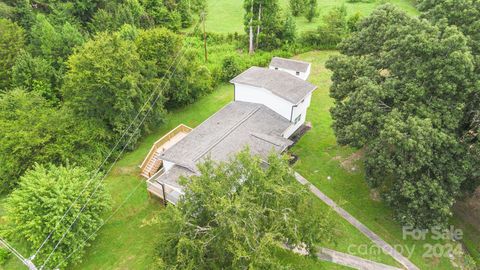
[31,19,203,262]
[0,237,38,270]
[38,16,208,270]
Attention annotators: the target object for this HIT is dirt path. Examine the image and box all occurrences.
[295,172,419,270]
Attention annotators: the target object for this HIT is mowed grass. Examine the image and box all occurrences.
[206,0,419,33]
[291,50,456,269]
[67,60,402,269]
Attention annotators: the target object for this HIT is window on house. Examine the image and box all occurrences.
[296,71,300,76]
[294,114,302,124]
[275,67,278,70]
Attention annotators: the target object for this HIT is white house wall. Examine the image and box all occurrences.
[234,84,293,120]
[283,92,312,138]
[268,65,311,80]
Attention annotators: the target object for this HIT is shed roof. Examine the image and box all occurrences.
[160,101,293,173]
[230,67,316,104]
[270,57,311,73]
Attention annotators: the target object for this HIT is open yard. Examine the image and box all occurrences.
[205,0,419,33]
[67,82,400,269]
[4,51,472,270]
[53,51,461,270]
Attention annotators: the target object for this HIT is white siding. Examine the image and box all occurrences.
[235,83,313,139]
[268,65,311,80]
[283,92,312,138]
[234,84,293,120]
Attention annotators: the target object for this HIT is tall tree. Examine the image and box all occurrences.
[290,0,306,16]
[305,0,318,22]
[0,90,108,192]
[3,164,110,269]
[62,32,164,148]
[0,18,25,89]
[156,149,333,269]
[244,0,282,52]
[326,4,475,228]
[418,0,480,190]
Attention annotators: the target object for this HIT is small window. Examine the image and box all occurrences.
[275,67,278,70]
[296,71,300,76]
[294,114,302,124]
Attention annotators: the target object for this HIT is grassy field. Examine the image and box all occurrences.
[2,51,464,270]
[206,0,419,33]
[67,82,400,269]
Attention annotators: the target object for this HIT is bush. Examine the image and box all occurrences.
[3,164,110,269]
[0,248,10,265]
[221,54,244,81]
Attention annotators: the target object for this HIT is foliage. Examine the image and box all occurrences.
[0,18,25,89]
[221,54,243,81]
[244,0,284,51]
[156,149,333,269]
[136,27,213,108]
[300,5,350,49]
[62,31,164,148]
[0,90,108,192]
[282,14,297,44]
[417,0,480,191]
[305,0,318,22]
[326,4,475,228]
[289,0,306,16]
[346,12,362,32]
[3,164,110,269]
[11,50,58,101]
[0,248,10,265]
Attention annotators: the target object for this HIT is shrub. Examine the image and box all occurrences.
[3,164,110,269]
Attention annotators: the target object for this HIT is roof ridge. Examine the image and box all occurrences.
[192,104,262,162]
[250,132,291,147]
[273,56,310,65]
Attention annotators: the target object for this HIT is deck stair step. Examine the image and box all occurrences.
[139,124,193,179]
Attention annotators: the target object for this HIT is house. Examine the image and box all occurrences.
[140,58,317,205]
[269,57,311,80]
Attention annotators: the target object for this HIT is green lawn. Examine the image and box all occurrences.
[68,82,400,269]
[206,0,419,33]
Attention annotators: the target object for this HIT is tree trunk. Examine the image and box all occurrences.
[256,3,262,50]
[249,0,254,54]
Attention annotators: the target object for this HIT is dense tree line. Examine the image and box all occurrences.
[0,1,210,267]
[327,3,479,228]
[0,0,209,192]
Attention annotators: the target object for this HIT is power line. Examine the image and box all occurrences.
[31,18,204,263]
[0,237,38,270]
[52,180,144,269]
[37,16,209,270]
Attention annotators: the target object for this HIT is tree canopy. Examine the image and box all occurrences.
[326,4,476,228]
[0,18,25,89]
[157,150,333,269]
[0,90,108,192]
[62,31,164,148]
[4,164,110,269]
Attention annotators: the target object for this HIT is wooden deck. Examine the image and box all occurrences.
[140,124,192,178]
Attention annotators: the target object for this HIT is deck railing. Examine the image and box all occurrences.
[139,124,192,172]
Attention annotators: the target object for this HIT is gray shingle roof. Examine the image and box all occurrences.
[270,57,311,73]
[230,67,316,104]
[160,101,293,173]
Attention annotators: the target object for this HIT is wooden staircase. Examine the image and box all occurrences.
[141,151,164,178]
[140,124,192,179]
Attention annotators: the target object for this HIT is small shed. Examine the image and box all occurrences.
[269,57,311,80]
